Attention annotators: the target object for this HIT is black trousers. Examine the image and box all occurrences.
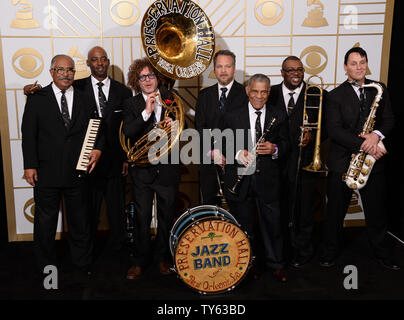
[289,171,320,259]
[321,170,390,261]
[199,164,221,206]
[228,176,284,269]
[89,174,126,250]
[129,171,178,267]
[33,182,92,271]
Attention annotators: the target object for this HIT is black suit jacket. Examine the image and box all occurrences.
[221,102,289,202]
[122,86,180,186]
[22,83,103,187]
[326,79,394,173]
[270,82,328,180]
[74,76,132,177]
[195,80,247,133]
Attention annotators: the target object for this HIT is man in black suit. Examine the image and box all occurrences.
[195,50,247,206]
[222,73,289,282]
[75,46,132,253]
[122,58,179,279]
[22,54,102,275]
[320,47,398,270]
[270,56,326,268]
[24,47,133,253]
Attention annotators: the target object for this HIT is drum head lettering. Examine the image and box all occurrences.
[174,219,251,294]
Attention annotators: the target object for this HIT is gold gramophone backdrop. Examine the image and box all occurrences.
[0,0,395,241]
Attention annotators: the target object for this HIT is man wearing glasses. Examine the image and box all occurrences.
[21,54,103,279]
[122,58,178,280]
[270,56,327,269]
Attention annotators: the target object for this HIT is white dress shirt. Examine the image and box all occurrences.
[235,103,278,161]
[52,82,73,118]
[282,82,303,114]
[91,75,110,118]
[141,90,162,123]
[217,80,234,100]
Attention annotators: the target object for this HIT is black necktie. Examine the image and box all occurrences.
[255,111,262,144]
[97,82,107,117]
[219,87,228,110]
[359,87,366,113]
[60,90,71,128]
[287,92,295,116]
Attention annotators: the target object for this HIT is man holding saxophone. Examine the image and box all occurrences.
[320,47,398,270]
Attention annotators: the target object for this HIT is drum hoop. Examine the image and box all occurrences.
[169,205,239,256]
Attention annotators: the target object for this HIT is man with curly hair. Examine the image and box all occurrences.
[122,58,179,279]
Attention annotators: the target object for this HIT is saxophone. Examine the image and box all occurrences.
[344,82,384,190]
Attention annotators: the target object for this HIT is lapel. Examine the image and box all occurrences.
[342,80,361,119]
[46,84,65,128]
[105,78,119,115]
[224,80,242,109]
[239,103,253,150]
[69,87,83,128]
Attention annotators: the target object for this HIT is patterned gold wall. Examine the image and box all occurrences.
[0,0,395,241]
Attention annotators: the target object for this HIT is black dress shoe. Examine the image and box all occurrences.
[377,258,400,271]
[273,269,287,283]
[291,256,311,269]
[319,260,335,268]
[249,265,262,280]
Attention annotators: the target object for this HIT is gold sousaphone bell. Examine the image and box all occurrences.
[120,0,215,166]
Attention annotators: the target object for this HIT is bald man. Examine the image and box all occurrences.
[75,46,132,253]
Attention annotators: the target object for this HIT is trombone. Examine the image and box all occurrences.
[301,75,327,173]
[289,75,326,231]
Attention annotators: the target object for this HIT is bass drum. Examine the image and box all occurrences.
[169,205,251,294]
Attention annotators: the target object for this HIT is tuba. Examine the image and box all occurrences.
[343,82,384,190]
[120,0,215,165]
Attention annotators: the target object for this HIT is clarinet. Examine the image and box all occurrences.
[228,117,276,195]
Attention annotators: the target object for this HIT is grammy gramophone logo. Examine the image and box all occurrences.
[10,0,40,29]
[68,45,90,80]
[302,0,328,28]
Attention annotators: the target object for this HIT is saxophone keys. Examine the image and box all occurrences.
[364,158,373,167]
[349,183,358,189]
[359,178,365,184]
[361,168,369,175]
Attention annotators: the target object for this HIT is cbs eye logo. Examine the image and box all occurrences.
[23,198,35,224]
[300,45,328,75]
[110,0,140,26]
[255,0,284,26]
[12,48,44,78]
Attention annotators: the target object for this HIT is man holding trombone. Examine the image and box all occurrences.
[270,56,327,269]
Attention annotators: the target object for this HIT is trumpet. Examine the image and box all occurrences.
[228,117,276,196]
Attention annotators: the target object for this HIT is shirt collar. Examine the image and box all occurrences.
[248,102,266,115]
[142,90,161,106]
[218,79,234,93]
[282,81,303,96]
[52,82,73,94]
[91,75,110,87]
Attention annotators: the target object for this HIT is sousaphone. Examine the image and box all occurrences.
[120,0,215,165]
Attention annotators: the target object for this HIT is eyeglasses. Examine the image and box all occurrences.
[283,67,305,74]
[138,73,156,82]
[52,67,76,74]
